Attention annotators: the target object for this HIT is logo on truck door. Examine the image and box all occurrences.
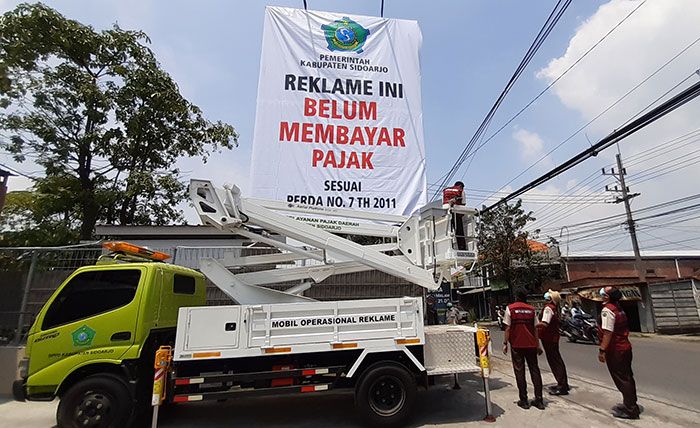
[71,325,96,347]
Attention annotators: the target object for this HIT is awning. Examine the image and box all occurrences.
[576,285,642,302]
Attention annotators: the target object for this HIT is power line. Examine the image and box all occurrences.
[559,194,700,231]
[523,129,700,228]
[431,0,573,199]
[481,77,700,213]
[455,0,648,179]
[0,162,35,180]
[480,38,700,205]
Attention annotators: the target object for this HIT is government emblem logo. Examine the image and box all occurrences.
[321,17,370,54]
[71,325,96,347]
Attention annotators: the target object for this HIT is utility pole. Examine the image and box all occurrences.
[603,153,645,283]
[603,151,653,332]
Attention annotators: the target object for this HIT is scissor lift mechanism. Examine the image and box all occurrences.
[189,179,478,304]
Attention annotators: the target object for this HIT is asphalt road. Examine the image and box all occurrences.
[488,327,700,412]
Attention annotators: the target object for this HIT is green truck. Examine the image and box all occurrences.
[13,244,206,427]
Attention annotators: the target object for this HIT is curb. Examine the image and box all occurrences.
[630,332,700,343]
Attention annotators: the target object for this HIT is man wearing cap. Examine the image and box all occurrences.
[446,302,459,325]
[503,287,545,410]
[598,286,639,419]
[537,290,569,395]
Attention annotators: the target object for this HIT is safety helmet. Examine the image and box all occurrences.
[446,302,453,308]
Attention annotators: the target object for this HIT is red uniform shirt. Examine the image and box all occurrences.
[442,187,465,205]
[506,301,538,349]
[539,302,560,343]
[601,302,632,352]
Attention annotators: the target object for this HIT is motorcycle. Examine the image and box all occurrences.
[561,314,600,345]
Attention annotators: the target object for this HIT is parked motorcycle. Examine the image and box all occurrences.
[560,314,600,345]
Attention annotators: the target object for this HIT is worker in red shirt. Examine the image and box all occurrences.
[503,287,544,410]
[537,290,569,395]
[598,286,639,419]
[443,181,467,249]
[443,181,466,206]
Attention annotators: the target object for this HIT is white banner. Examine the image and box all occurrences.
[250,6,427,216]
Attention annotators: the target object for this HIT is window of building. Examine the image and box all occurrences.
[173,274,196,295]
[42,269,141,330]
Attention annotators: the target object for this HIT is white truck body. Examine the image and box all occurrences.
[174,297,424,361]
[163,180,486,425]
[174,296,480,377]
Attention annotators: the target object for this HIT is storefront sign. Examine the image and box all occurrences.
[576,285,642,301]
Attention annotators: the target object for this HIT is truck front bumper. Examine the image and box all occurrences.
[12,379,26,402]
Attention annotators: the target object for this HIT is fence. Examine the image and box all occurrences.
[650,279,700,334]
[0,244,421,344]
[0,246,103,345]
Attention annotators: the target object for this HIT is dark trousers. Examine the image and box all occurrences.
[542,340,569,390]
[511,347,543,401]
[606,349,639,415]
[455,213,466,250]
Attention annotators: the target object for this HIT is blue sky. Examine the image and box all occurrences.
[3,0,700,252]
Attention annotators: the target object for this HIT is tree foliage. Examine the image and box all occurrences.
[0,3,238,241]
[478,199,543,296]
[0,187,78,246]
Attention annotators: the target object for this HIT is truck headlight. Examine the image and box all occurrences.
[18,358,29,379]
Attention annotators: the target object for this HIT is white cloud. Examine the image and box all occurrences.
[532,0,700,251]
[513,128,553,168]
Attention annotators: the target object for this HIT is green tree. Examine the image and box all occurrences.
[0,3,237,240]
[478,199,540,299]
[0,187,78,246]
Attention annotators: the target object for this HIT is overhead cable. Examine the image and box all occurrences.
[431,0,572,199]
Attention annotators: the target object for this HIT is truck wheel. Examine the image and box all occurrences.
[355,363,416,427]
[57,375,132,428]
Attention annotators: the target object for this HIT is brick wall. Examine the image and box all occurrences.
[565,258,700,283]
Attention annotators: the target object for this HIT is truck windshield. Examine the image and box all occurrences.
[42,269,141,330]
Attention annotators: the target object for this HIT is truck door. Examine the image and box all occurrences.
[27,267,144,378]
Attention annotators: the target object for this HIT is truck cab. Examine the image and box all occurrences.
[13,242,206,427]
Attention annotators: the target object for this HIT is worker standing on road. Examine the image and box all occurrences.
[446,302,459,325]
[598,286,640,419]
[537,290,570,395]
[503,287,545,410]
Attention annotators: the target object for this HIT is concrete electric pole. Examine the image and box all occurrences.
[602,151,653,332]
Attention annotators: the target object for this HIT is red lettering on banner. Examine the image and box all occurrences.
[303,98,315,117]
[315,123,333,143]
[359,102,377,121]
[376,128,391,146]
[346,152,360,168]
[394,128,405,147]
[279,121,406,148]
[364,127,378,145]
[302,98,377,120]
[350,127,365,145]
[362,152,374,169]
[310,149,375,170]
[311,149,324,166]
[337,126,348,145]
[279,122,299,141]
[301,123,313,143]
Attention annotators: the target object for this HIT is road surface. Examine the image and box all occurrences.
[489,327,700,412]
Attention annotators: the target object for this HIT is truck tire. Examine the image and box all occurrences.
[355,362,417,427]
[57,374,133,428]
